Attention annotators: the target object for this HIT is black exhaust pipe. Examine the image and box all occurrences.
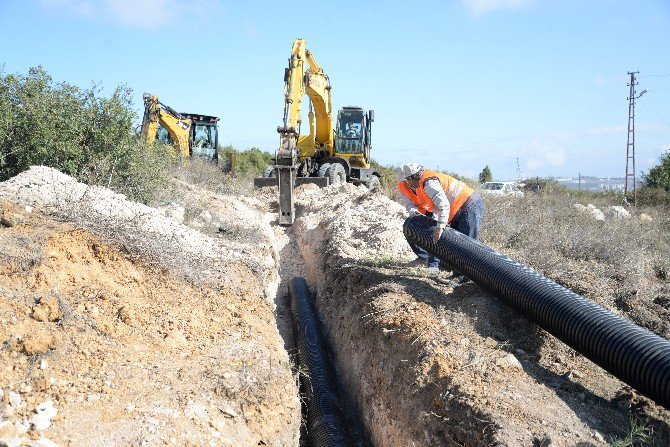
[288,277,355,446]
[404,215,670,409]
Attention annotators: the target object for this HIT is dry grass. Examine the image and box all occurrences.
[169,157,256,197]
[478,192,670,337]
[481,193,668,281]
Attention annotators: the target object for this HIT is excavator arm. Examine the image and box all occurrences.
[140,94,192,158]
[280,40,334,152]
[269,39,332,225]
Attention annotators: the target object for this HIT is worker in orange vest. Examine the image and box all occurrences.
[397,163,484,280]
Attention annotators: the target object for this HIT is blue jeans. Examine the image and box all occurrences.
[407,198,484,268]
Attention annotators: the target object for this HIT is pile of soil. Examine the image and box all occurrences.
[0,167,299,447]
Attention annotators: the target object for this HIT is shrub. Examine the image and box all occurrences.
[636,187,670,207]
[220,146,272,178]
[370,159,401,199]
[0,66,135,180]
[522,177,562,193]
[0,66,174,203]
[80,139,175,204]
[644,149,670,191]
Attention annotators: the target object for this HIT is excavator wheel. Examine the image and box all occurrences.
[327,163,346,185]
[317,163,331,178]
[262,166,276,178]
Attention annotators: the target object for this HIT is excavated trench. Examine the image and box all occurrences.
[263,183,670,447]
[2,167,668,446]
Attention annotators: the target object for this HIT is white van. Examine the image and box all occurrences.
[481,181,524,197]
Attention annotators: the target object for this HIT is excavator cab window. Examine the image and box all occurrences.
[191,124,218,160]
[336,111,364,154]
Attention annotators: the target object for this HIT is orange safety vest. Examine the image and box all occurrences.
[397,170,474,223]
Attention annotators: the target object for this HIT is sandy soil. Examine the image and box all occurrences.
[0,168,300,447]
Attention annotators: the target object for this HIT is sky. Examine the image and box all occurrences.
[1,0,669,181]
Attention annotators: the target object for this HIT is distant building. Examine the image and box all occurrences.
[555,176,629,192]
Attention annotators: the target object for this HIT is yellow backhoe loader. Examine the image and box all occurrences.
[254,38,379,225]
[140,93,220,161]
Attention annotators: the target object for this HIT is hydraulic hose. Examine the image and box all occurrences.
[288,277,355,446]
[403,215,670,409]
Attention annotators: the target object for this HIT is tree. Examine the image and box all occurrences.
[0,66,136,181]
[232,147,273,177]
[0,66,173,203]
[479,165,493,184]
[644,149,670,191]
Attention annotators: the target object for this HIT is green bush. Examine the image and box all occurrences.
[636,187,670,207]
[80,139,175,204]
[1,67,134,179]
[370,159,401,199]
[522,177,562,193]
[644,149,670,191]
[219,146,272,178]
[0,66,173,203]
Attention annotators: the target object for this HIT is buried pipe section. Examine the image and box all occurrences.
[404,215,670,409]
[288,277,355,446]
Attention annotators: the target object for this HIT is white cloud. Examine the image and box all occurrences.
[520,138,567,174]
[526,159,544,170]
[36,0,217,29]
[461,0,536,15]
[545,148,566,166]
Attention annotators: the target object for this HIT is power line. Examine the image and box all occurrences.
[646,95,670,127]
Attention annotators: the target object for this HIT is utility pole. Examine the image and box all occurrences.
[625,71,639,206]
[515,157,522,185]
[578,172,581,190]
[624,73,650,205]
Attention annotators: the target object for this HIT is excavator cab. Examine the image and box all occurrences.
[334,106,373,168]
[181,113,220,161]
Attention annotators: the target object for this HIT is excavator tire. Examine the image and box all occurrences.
[262,166,276,178]
[327,163,346,185]
[317,163,331,178]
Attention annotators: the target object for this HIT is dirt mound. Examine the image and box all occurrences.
[0,169,299,447]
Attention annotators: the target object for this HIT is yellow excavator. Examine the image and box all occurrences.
[254,38,379,225]
[140,93,220,161]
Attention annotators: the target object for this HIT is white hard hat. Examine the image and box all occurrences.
[398,163,422,179]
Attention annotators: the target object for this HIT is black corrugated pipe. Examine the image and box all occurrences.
[288,277,355,446]
[404,215,670,409]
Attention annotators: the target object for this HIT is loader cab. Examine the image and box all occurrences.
[335,106,373,165]
[182,113,220,161]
